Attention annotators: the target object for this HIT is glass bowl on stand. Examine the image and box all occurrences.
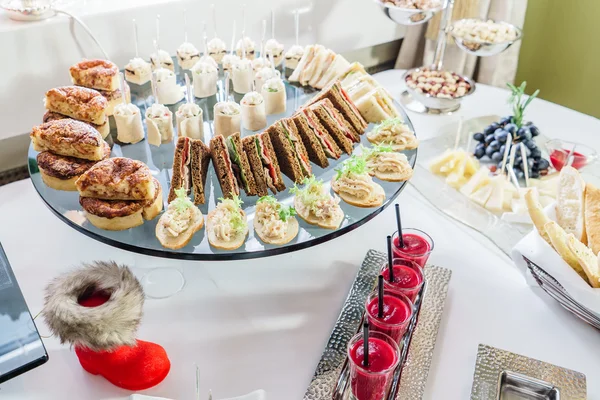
[449,19,523,57]
[374,0,445,26]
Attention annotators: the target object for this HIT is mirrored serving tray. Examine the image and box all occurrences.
[304,249,451,400]
[471,344,586,399]
[27,70,417,260]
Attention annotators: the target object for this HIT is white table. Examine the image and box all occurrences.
[1,70,599,400]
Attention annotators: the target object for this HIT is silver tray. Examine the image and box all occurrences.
[470,344,587,399]
[27,66,417,260]
[304,249,451,399]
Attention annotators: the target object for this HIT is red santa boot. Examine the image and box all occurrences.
[43,261,170,391]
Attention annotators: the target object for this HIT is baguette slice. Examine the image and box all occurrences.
[206,210,248,250]
[254,217,299,245]
[331,177,385,208]
[585,183,600,255]
[545,221,589,283]
[525,188,553,246]
[566,233,600,288]
[293,196,344,230]
[556,166,586,242]
[156,206,204,250]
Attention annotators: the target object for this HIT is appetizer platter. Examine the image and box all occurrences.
[28,49,417,260]
[304,249,451,399]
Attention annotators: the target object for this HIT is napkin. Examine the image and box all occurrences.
[511,206,600,315]
[130,389,266,400]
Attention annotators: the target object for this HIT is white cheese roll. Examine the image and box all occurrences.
[114,103,144,144]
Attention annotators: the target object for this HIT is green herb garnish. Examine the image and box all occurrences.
[290,175,328,213]
[506,81,539,128]
[335,154,368,179]
[258,195,296,222]
[217,195,246,233]
[171,187,193,213]
[266,87,278,92]
[372,117,405,135]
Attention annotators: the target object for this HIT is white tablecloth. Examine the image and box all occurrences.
[1,70,599,399]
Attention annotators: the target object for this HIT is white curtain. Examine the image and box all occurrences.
[395,0,528,87]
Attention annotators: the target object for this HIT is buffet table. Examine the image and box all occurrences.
[1,69,599,399]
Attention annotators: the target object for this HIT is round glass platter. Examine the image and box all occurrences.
[27,75,417,260]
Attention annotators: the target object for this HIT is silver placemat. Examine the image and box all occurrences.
[304,249,452,399]
[470,344,587,399]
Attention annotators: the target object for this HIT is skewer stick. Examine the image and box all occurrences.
[453,117,463,151]
[261,20,267,61]
[195,363,200,400]
[185,74,192,104]
[520,143,530,188]
[507,143,518,182]
[203,35,209,60]
[295,10,300,46]
[500,135,513,178]
[229,21,236,56]
[271,9,275,39]
[224,72,230,102]
[119,72,127,106]
[133,19,139,58]
[242,29,247,59]
[508,165,521,192]
[156,14,161,50]
[242,4,246,33]
[151,71,159,103]
[211,4,217,38]
[183,9,188,42]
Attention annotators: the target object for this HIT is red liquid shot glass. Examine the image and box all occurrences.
[381,259,424,303]
[365,289,413,345]
[392,228,434,268]
[347,331,400,400]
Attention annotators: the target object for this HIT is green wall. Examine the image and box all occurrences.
[515,0,600,118]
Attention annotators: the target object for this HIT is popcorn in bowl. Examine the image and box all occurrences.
[405,68,471,99]
[452,19,519,44]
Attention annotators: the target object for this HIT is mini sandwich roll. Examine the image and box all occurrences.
[191,61,218,98]
[155,68,184,105]
[232,59,253,94]
[145,103,174,146]
[176,42,201,70]
[241,92,266,131]
[254,67,280,93]
[114,103,144,144]
[176,103,204,140]
[213,102,241,138]
[261,77,286,115]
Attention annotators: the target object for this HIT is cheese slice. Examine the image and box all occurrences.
[470,183,494,207]
[484,177,505,212]
[460,168,491,196]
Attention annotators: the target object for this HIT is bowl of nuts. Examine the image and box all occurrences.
[450,19,522,57]
[375,0,444,26]
[403,67,475,111]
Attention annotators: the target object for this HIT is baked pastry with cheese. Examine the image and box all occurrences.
[37,142,111,191]
[31,119,106,161]
[45,86,107,125]
[76,157,155,200]
[43,110,110,139]
[80,179,162,230]
[70,59,119,91]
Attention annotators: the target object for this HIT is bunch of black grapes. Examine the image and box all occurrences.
[472,116,549,179]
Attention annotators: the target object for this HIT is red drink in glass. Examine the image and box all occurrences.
[365,289,413,344]
[381,259,424,302]
[347,331,400,400]
[392,228,434,268]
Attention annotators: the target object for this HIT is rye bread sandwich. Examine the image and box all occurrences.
[210,135,240,199]
[242,132,286,196]
[168,137,211,205]
[226,132,257,196]
[293,108,341,166]
[309,98,358,154]
[266,119,312,184]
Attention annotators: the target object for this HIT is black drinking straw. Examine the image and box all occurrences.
[363,322,369,367]
[378,275,384,319]
[387,235,395,283]
[395,204,404,248]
